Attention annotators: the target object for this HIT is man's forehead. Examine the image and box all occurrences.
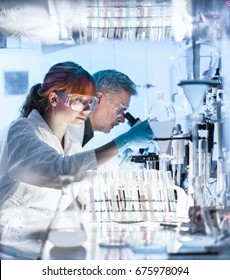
[117,91,131,104]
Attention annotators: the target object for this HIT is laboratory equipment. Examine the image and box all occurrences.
[47,175,87,248]
[87,169,187,224]
[116,112,143,168]
[124,112,141,127]
[177,79,220,249]
[171,124,185,187]
[148,91,176,171]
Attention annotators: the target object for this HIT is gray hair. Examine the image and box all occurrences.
[92,69,137,97]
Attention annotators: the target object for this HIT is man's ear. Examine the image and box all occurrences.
[96,91,104,103]
[49,92,59,106]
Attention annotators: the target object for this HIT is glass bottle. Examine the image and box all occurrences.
[48,175,87,247]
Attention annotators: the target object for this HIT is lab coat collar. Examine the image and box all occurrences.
[27,109,53,133]
[27,109,82,154]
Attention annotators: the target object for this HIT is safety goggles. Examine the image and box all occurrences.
[55,90,99,112]
[105,96,129,117]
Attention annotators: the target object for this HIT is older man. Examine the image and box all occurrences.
[77,69,137,147]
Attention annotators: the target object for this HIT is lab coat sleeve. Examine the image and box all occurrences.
[6,119,98,188]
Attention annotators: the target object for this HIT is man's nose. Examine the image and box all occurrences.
[117,114,125,123]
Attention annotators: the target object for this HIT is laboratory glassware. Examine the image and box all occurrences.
[179,79,219,207]
[148,91,175,171]
[177,79,220,247]
[48,175,87,247]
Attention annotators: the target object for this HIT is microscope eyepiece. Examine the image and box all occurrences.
[124,112,141,127]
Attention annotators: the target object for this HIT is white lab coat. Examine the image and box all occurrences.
[67,124,85,147]
[0,109,97,259]
[0,124,10,155]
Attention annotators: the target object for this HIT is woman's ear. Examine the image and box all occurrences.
[49,92,58,107]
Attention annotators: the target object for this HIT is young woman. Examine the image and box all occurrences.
[0,61,153,259]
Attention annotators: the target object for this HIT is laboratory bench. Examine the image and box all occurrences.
[1,219,229,260]
[41,220,230,260]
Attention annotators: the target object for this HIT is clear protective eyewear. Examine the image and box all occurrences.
[56,90,99,112]
[105,96,129,117]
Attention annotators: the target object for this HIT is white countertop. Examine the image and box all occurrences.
[41,220,230,260]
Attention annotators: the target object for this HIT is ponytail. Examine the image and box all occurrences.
[20,83,50,117]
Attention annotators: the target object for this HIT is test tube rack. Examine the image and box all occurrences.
[87,169,187,223]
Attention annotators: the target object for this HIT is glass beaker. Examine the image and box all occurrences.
[48,175,87,247]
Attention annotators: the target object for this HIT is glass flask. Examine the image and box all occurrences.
[148,91,175,171]
[48,175,87,247]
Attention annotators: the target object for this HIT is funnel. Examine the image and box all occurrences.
[178,79,220,113]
